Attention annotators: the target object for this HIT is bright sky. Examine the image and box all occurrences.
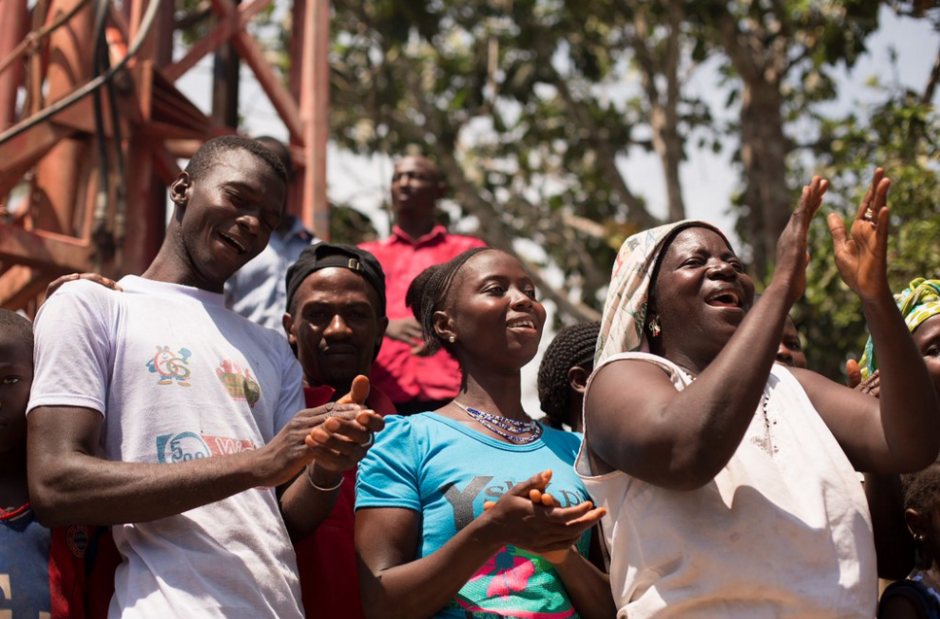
[176,5,939,418]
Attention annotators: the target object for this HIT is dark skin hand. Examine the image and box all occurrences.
[586,177,828,489]
[357,251,614,619]
[282,375,387,541]
[28,375,384,543]
[587,170,940,492]
[847,359,881,397]
[384,317,430,355]
[792,169,939,474]
[46,273,122,297]
[356,470,608,619]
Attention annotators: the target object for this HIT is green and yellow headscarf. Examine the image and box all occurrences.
[859,278,940,379]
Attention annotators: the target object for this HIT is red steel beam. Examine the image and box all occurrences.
[203,0,304,140]
[0,0,29,131]
[0,224,91,269]
[163,0,273,82]
[0,265,51,311]
[299,0,329,239]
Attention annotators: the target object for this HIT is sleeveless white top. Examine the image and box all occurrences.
[575,352,876,619]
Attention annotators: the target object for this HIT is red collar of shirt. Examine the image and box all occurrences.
[303,383,397,416]
[390,223,448,247]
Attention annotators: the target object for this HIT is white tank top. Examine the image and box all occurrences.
[576,352,876,618]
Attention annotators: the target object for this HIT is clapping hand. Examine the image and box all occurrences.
[480,470,605,565]
[774,176,829,307]
[305,375,385,475]
[827,168,892,301]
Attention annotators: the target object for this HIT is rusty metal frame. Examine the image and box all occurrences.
[0,0,330,313]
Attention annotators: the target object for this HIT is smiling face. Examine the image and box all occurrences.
[0,335,33,455]
[283,267,388,395]
[390,156,444,223]
[171,148,285,291]
[912,314,940,398]
[436,251,547,371]
[650,227,754,366]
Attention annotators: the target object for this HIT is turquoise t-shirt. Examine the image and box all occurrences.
[356,413,591,619]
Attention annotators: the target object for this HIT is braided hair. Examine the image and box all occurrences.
[405,247,495,356]
[537,322,601,430]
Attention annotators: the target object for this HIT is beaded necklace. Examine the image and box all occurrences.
[453,402,543,444]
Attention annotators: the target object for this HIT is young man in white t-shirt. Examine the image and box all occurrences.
[25,136,384,619]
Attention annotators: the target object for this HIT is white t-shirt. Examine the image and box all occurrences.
[28,276,306,619]
[576,353,876,619]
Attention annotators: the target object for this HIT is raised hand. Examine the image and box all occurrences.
[772,176,829,306]
[478,470,605,563]
[827,168,892,301]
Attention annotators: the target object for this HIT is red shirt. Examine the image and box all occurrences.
[361,225,486,403]
[0,503,115,619]
[294,384,396,619]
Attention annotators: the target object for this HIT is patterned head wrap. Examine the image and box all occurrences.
[859,278,940,378]
[596,220,729,367]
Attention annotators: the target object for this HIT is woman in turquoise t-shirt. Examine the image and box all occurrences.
[356,248,614,619]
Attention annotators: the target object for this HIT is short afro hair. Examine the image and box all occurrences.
[0,309,33,355]
[903,459,940,515]
[538,322,600,429]
[184,135,288,187]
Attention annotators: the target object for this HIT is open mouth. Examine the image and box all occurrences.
[507,317,538,331]
[705,289,743,309]
[218,232,247,255]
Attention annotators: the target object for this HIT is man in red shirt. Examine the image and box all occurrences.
[283,243,396,619]
[360,156,486,415]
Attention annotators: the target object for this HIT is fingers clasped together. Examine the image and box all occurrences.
[305,375,385,474]
[480,470,606,565]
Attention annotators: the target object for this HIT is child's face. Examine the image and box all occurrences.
[0,337,33,454]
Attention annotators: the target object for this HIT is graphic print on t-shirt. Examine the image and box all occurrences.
[216,358,262,407]
[440,475,587,619]
[146,345,193,386]
[156,432,256,463]
[65,525,90,559]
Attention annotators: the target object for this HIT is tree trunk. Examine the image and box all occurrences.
[739,79,790,278]
[714,8,791,277]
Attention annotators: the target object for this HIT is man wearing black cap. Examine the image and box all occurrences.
[283,243,396,619]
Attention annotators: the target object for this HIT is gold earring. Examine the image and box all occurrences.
[648,316,661,337]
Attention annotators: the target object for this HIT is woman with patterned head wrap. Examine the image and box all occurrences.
[846,278,940,618]
[857,278,940,394]
[576,169,940,618]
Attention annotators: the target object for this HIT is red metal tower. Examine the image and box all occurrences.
[0,0,330,314]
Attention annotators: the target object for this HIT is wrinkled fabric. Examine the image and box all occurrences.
[860,278,940,378]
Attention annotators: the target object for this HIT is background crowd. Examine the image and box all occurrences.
[2,136,940,619]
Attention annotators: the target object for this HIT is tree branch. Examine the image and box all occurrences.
[922,40,940,106]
